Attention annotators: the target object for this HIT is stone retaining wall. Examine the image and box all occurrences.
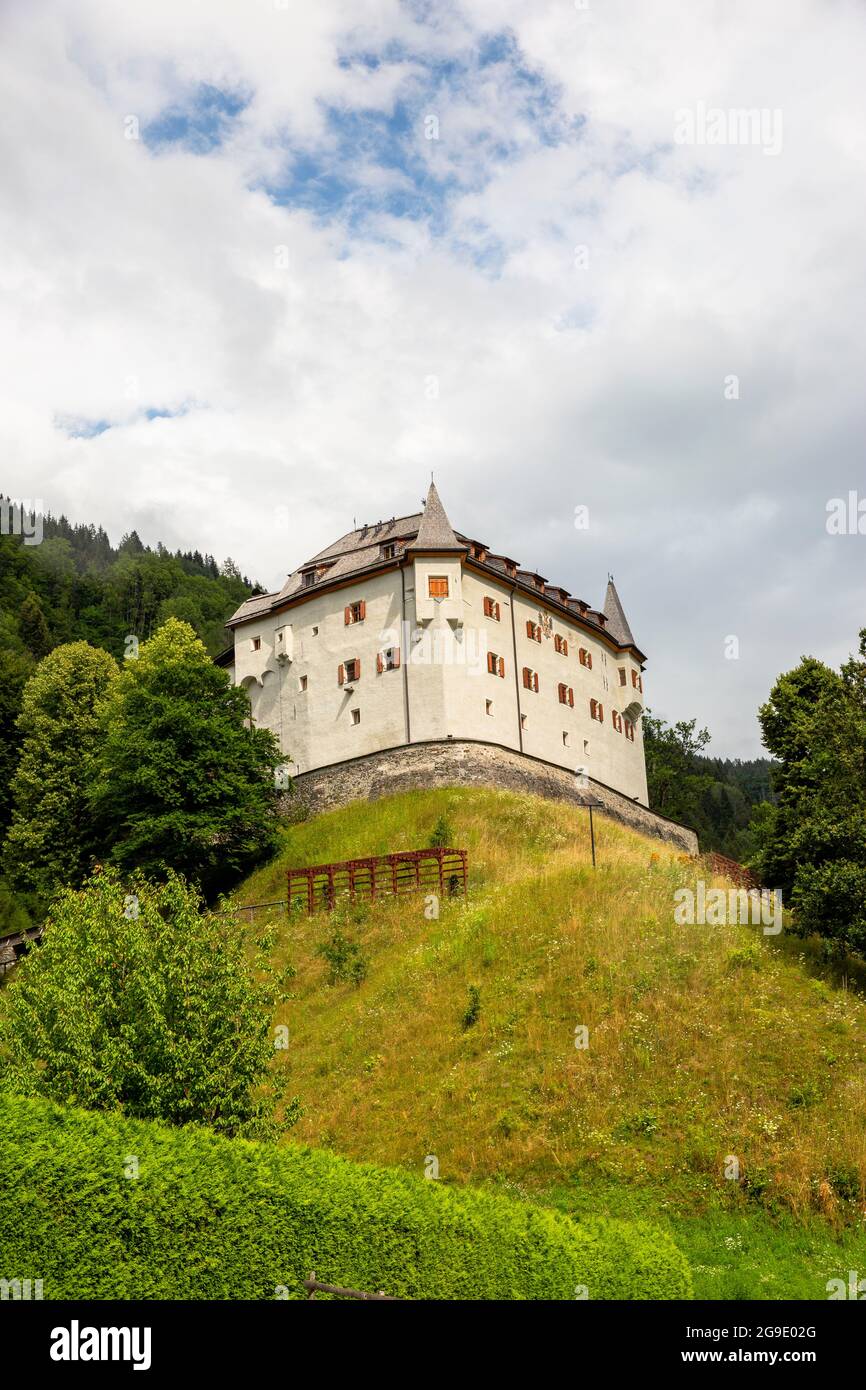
[285,739,698,854]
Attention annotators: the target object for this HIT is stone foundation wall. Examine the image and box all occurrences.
[285,738,698,855]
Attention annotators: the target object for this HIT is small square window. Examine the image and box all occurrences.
[345,659,359,683]
[486,699,494,716]
[520,713,527,730]
[382,543,396,559]
[562,731,570,747]
[428,576,449,598]
[584,739,590,755]
[252,637,261,651]
[312,626,319,637]
[351,708,360,725]
[299,675,308,691]
[302,570,315,588]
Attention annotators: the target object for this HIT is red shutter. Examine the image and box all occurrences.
[376,652,384,674]
[588,653,592,669]
[598,702,603,721]
[569,687,574,707]
[563,640,568,656]
[522,667,530,688]
[338,664,345,685]
[344,606,351,625]
[356,658,361,678]
[359,600,366,621]
[393,647,401,669]
[525,621,532,638]
[498,656,505,678]
[487,651,495,674]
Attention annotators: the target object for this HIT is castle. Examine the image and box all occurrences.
[223,483,649,807]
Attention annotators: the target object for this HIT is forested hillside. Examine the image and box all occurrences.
[0,506,260,842]
[643,712,776,861]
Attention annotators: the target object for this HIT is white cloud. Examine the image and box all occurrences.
[1,0,865,754]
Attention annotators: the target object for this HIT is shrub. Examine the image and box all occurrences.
[0,1094,693,1301]
[428,814,454,849]
[0,868,298,1139]
[461,983,481,1031]
[316,927,368,986]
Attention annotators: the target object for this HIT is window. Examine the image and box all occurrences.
[590,698,604,722]
[312,626,319,637]
[520,713,528,730]
[522,667,539,692]
[558,683,574,707]
[624,718,635,742]
[345,600,366,625]
[486,699,494,717]
[562,731,570,747]
[526,620,542,643]
[338,658,361,685]
[428,576,449,598]
[619,668,627,686]
[584,739,590,755]
[554,634,568,656]
[612,710,623,733]
[299,675,308,692]
[579,648,593,669]
[631,670,643,692]
[487,652,505,678]
[483,596,501,620]
[302,570,315,588]
[376,647,401,673]
[351,708,361,725]
[382,543,396,560]
[251,637,261,651]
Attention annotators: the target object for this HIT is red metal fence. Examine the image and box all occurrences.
[287,846,468,914]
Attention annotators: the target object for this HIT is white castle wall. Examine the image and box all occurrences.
[229,556,648,805]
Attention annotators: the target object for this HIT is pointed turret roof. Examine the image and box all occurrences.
[406,482,466,553]
[602,577,636,647]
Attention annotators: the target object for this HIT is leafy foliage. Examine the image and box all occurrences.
[754,634,866,953]
[0,1092,692,1299]
[2,641,118,903]
[90,619,281,896]
[428,813,454,848]
[643,710,775,858]
[316,925,368,986]
[0,868,298,1139]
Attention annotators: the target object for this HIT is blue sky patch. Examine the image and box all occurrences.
[143,83,250,154]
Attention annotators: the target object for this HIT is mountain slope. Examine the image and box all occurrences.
[236,786,866,1299]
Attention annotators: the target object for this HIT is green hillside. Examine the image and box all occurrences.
[235,786,866,1300]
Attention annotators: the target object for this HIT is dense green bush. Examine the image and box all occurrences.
[0,1094,692,1301]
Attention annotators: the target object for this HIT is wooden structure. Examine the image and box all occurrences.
[287,846,468,914]
[702,851,759,890]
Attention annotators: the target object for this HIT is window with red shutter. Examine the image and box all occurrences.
[498,656,505,678]
[338,663,345,685]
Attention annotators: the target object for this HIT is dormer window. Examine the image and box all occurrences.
[382,543,396,560]
[302,569,316,589]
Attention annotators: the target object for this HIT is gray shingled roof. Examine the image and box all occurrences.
[602,578,635,646]
[227,488,641,655]
[406,482,467,553]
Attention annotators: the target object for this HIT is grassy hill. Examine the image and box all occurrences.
[236,786,866,1300]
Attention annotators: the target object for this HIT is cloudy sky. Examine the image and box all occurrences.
[2,0,865,756]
